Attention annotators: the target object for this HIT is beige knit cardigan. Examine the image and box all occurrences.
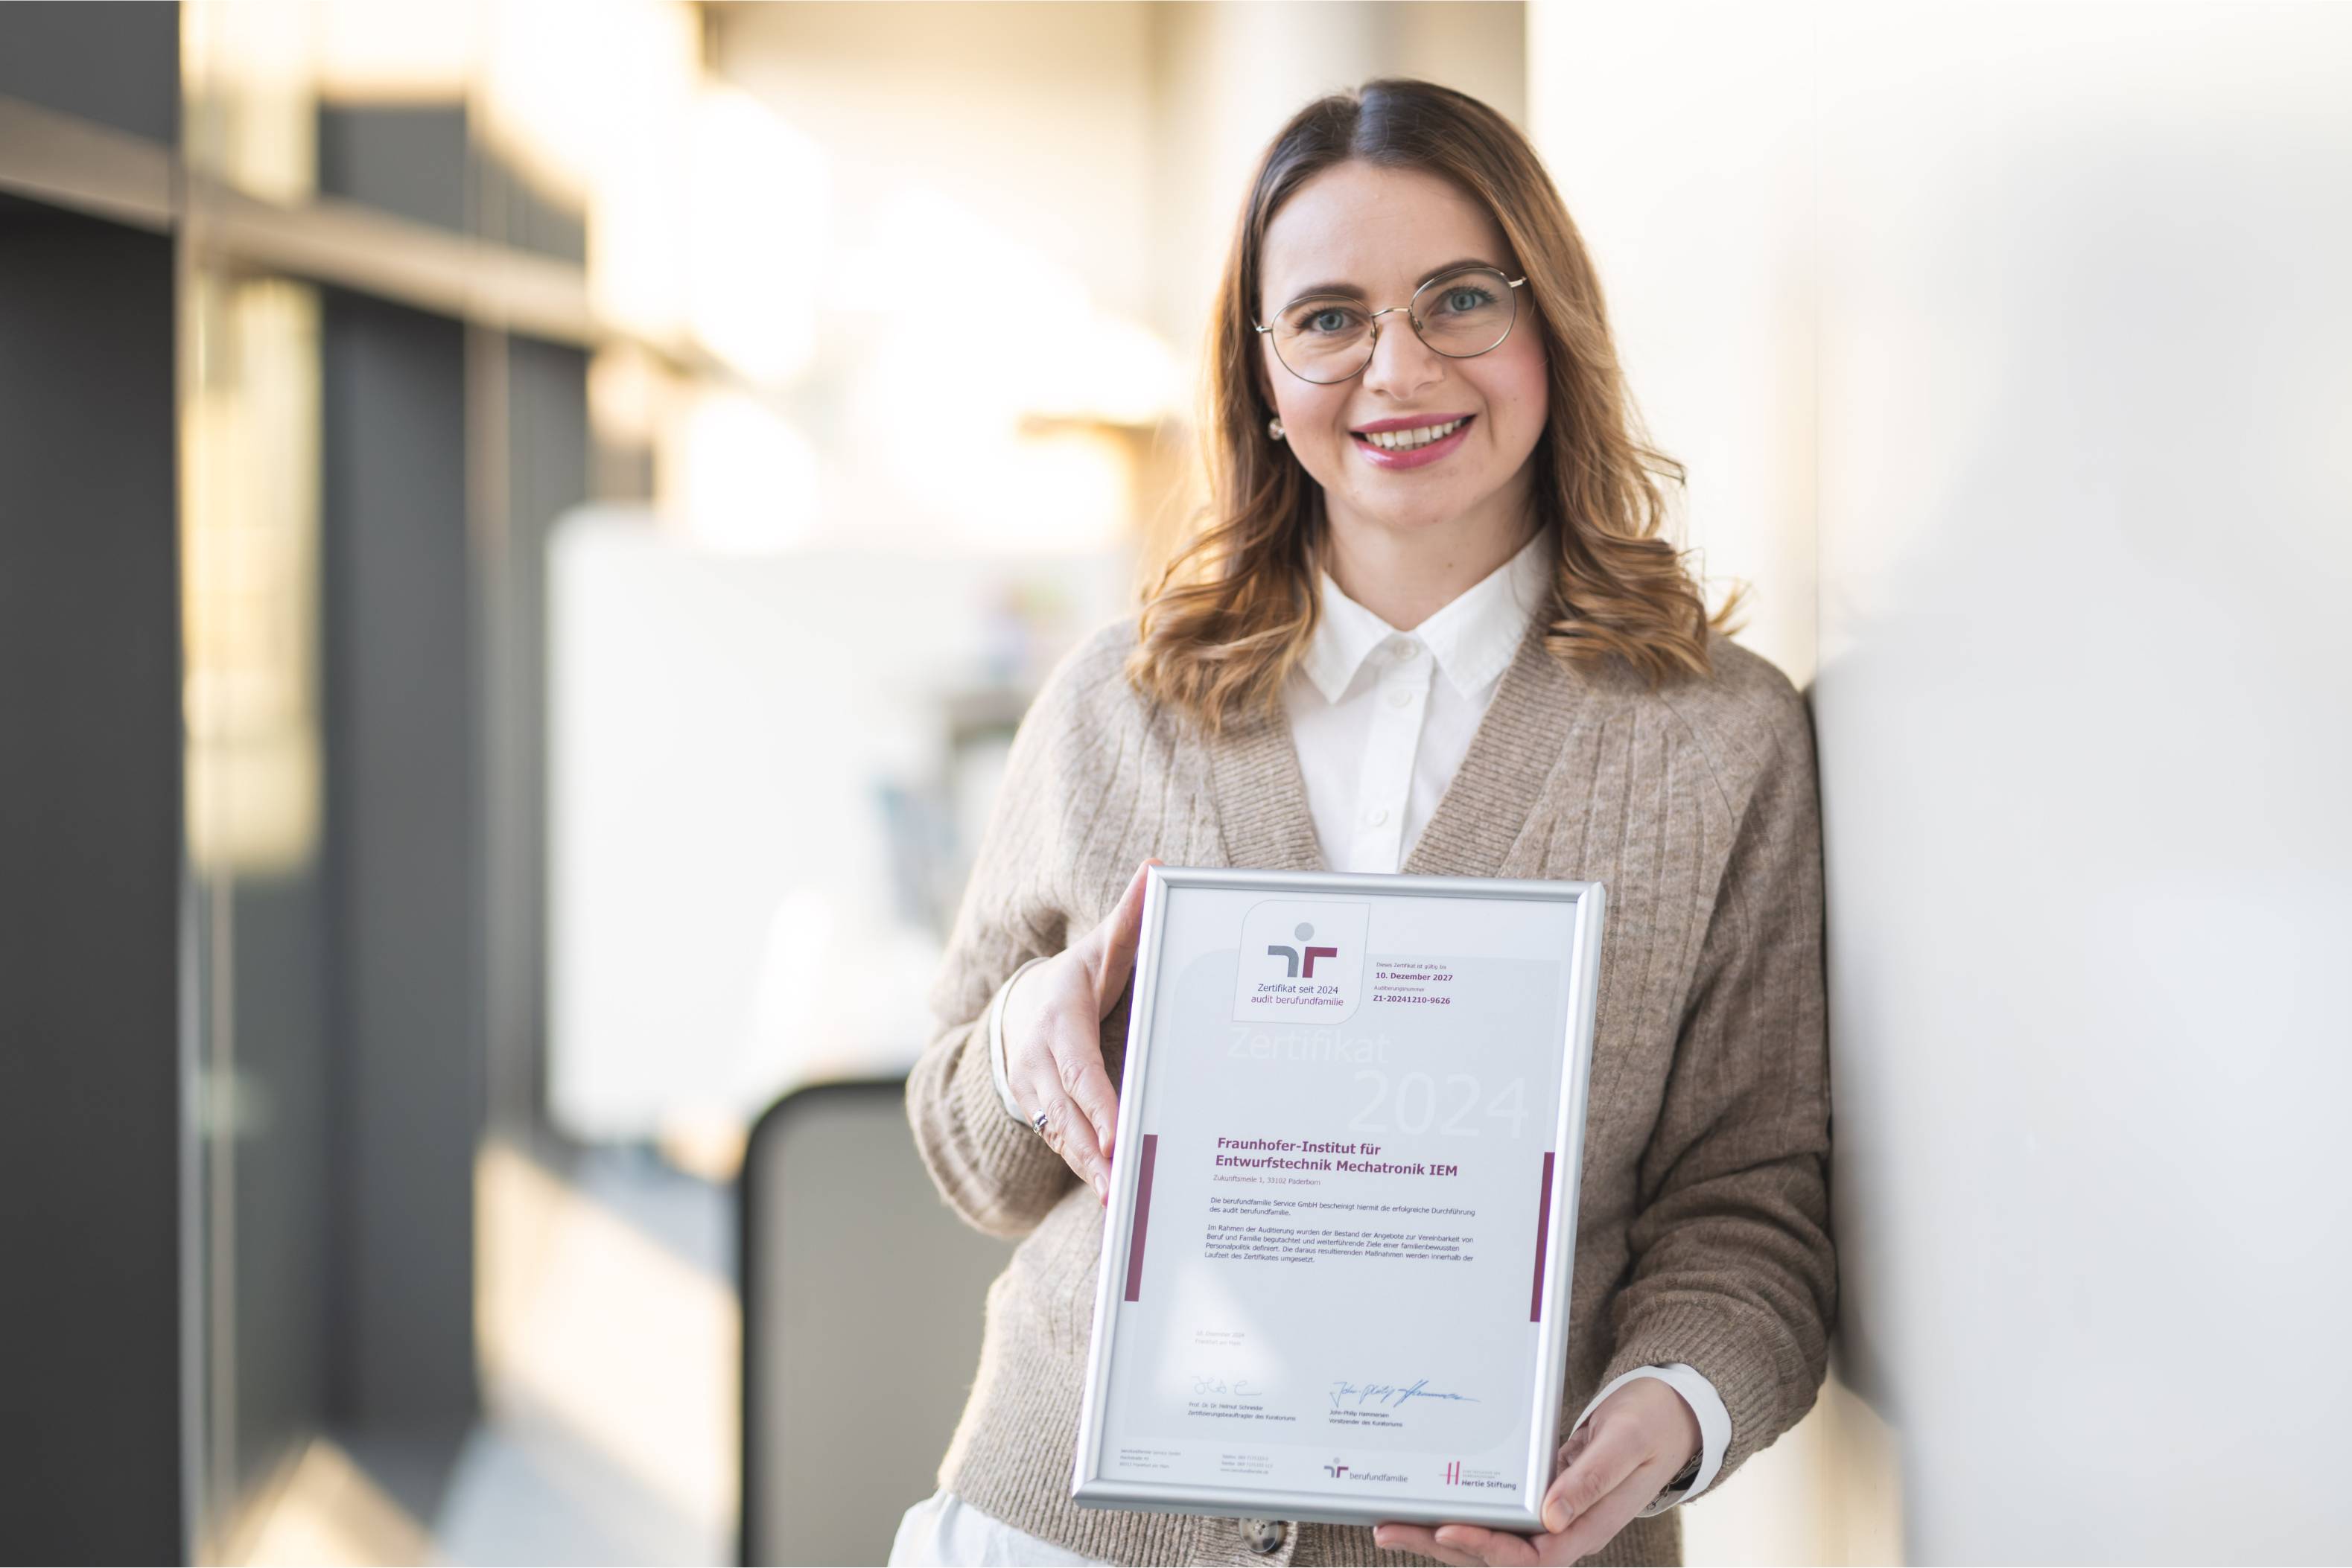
[905,616,1834,1568]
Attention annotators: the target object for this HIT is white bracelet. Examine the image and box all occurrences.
[988,955,1052,1124]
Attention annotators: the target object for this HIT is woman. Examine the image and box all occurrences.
[892,78,1832,1568]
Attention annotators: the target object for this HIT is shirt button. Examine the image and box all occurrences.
[1239,1518,1285,1554]
[1388,688,1413,707]
[1365,806,1388,826]
[1390,638,1420,660]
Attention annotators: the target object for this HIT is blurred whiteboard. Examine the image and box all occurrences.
[545,510,1129,1139]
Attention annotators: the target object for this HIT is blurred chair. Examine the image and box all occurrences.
[739,1078,1016,1567]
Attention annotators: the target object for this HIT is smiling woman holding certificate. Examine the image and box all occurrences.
[893,78,1832,1568]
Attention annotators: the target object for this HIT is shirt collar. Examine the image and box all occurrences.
[1298,529,1553,704]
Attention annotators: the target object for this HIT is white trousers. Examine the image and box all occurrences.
[887,1487,1108,1567]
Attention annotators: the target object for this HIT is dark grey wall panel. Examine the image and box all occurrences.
[316,104,469,238]
[311,101,588,263]
[480,149,588,264]
[0,195,185,1562]
[226,870,333,1501]
[0,1,179,144]
[740,1082,1014,1567]
[320,288,482,1430]
[485,335,588,1128]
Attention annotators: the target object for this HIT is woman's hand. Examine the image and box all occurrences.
[1370,1378,1699,1565]
[1001,858,1161,1203]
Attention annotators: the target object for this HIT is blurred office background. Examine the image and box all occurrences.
[1,1,2345,1564]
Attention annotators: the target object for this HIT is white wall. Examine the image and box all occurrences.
[1533,3,2352,1561]
[1528,3,1817,686]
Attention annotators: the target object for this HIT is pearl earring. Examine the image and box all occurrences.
[1267,417,1285,440]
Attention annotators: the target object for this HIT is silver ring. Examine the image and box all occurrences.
[1031,1108,1051,1138]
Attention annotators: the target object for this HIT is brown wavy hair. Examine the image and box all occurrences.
[1128,77,1742,732]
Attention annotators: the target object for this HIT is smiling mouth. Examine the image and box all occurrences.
[1351,415,1473,451]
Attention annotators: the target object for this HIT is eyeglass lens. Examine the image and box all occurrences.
[1268,267,1517,383]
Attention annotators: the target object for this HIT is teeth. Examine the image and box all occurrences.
[1363,418,1464,450]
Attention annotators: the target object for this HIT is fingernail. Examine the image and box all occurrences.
[1093,1171,1107,1203]
[1545,1502,1569,1532]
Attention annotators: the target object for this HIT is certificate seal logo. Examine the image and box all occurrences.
[1233,901,1370,1022]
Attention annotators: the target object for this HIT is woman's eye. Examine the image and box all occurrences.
[1284,302,1361,336]
[1440,287,1491,314]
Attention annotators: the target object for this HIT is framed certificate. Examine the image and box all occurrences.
[1071,866,1606,1532]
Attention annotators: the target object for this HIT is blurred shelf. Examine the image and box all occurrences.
[0,91,719,369]
[188,172,604,348]
[0,94,174,230]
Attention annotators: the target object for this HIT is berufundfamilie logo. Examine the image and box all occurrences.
[1233,900,1369,1022]
[1323,1454,1411,1485]
[1264,922,1339,979]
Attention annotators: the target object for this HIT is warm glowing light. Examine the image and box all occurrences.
[660,387,821,552]
[240,1438,435,1567]
[836,185,1172,549]
[588,342,674,449]
[182,0,319,201]
[688,86,828,386]
[481,0,701,208]
[181,272,323,876]
[315,0,479,101]
[558,3,704,342]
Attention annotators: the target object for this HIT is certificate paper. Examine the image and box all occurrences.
[1072,867,1605,1531]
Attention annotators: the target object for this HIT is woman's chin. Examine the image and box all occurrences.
[1335,490,1486,538]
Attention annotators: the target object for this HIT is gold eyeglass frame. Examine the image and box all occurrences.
[1253,265,1530,384]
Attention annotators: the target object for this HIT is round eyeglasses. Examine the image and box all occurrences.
[1253,265,1528,384]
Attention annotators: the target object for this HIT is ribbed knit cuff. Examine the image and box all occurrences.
[1600,1296,1792,1483]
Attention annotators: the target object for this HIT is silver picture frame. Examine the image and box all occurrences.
[1069,865,1607,1532]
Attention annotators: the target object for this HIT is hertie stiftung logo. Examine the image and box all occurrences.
[1233,900,1369,1022]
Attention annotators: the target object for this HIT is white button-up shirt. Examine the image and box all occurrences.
[1281,530,1554,874]
[950,535,1728,1564]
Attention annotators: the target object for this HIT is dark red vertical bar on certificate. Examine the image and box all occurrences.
[1123,1132,1160,1302]
[1529,1151,1555,1322]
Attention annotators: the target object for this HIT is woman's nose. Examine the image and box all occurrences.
[1359,313,1446,400]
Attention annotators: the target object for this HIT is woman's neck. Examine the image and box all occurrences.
[1320,497,1537,631]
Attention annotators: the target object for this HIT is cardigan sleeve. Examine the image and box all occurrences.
[903,651,1093,1240]
[1598,683,1837,1487]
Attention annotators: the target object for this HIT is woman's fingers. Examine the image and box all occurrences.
[1540,1411,1642,1533]
[1368,1524,1490,1567]
[1020,1073,1108,1200]
[1372,1522,1544,1567]
[1052,1019,1122,1176]
[1015,973,1121,1194]
[1544,1452,1685,1564]
[1009,860,1163,1198]
[1369,1391,1687,1565]
[1434,1525,1542,1565]
[1088,858,1161,1018]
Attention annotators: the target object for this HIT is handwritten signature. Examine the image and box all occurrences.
[1329,1377,1479,1409]
[1192,1374,1263,1398]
